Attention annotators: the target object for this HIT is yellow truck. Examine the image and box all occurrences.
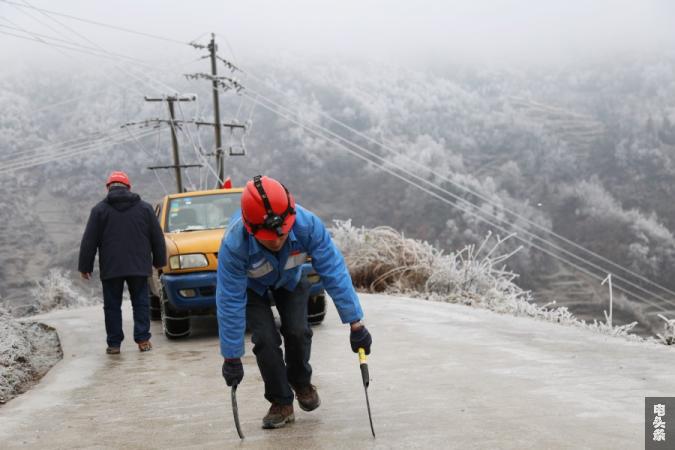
[149,187,326,338]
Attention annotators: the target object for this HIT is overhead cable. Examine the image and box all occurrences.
[242,90,674,314]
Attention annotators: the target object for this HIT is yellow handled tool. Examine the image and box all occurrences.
[358,347,376,437]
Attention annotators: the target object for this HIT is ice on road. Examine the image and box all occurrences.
[0,294,670,449]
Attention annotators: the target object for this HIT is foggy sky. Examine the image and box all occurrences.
[1,0,674,70]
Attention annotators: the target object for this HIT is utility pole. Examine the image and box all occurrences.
[601,273,614,327]
[144,95,196,193]
[208,34,224,182]
[188,34,247,187]
[122,33,247,194]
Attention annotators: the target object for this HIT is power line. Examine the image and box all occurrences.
[238,69,675,303]
[1,4,199,181]
[0,118,161,161]
[0,0,188,45]
[0,23,146,98]
[14,0,178,95]
[175,99,223,185]
[249,93,672,313]
[2,6,193,109]
[1,125,159,167]
[2,5,218,190]
[0,22,107,52]
[247,87,674,310]
[21,56,202,116]
[1,128,148,170]
[2,135,112,163]
[2,4,230,109]
[8,5,227,191]
[0,128,156,174]
[4,1,671,310]
[0,19,177,70]
[0,28,149,65]
[0,25,200,117]
[0,22,200,74]
[242,90,674,314]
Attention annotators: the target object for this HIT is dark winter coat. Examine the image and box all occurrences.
[78,187,166,280]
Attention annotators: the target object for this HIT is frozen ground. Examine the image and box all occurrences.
[0,309,62,404]
[0,293,672,449]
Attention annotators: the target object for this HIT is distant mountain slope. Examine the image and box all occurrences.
[2,58,675,333]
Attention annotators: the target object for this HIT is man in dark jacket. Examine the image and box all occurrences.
[78,171,166,354]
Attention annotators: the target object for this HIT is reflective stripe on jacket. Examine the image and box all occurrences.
[216,204,363,358]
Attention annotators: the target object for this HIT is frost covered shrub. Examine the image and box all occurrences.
[331,220,653,343]
[424,233,524,310]
[30,269,95,313]
[331,220,529,308]
[331,222,438,292]
[657,314,675,345]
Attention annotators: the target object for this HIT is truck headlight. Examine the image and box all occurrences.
[169,254,208,269]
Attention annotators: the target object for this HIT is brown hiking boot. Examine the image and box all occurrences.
[262,403,295,429]
[106,347,120,355]
[137,341,152,352]
[292,384,321,412]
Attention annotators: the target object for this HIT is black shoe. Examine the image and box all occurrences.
[292,384,321,412]
[262,403,295,429]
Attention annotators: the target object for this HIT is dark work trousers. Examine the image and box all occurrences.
[101,276,151,348]
[246,280,313,405]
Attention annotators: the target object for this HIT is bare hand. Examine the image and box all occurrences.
[80,272,91,280]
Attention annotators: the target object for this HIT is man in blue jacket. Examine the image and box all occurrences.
[217,175,372,429]
[78,171,166,354]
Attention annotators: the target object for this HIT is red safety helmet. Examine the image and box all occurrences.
[106,171,131,188]
[241,175,296,240]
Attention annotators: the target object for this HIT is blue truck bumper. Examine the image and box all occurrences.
[162,263,324,311]
[161,271,218,310]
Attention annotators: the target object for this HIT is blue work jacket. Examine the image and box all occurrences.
[216,204,363,358]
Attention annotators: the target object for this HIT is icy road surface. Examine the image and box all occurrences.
[0,294,671,449]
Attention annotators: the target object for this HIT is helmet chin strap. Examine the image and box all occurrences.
[247,175,295,237]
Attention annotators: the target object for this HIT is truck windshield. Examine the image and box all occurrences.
[166,192,242,232]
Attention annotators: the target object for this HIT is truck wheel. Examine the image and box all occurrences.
[160,290,190,339]
[308,294,326,326]
[150,294,161,321]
